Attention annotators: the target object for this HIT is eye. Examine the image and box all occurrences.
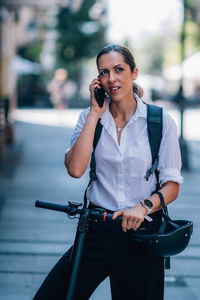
[116,67,123,72]
[99,70,108,76]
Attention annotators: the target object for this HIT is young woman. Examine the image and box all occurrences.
[34,45,183,300]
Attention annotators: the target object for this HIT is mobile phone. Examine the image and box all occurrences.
[94,85,106,107]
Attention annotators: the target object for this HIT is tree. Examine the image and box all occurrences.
[184,0,200,55]
[56,0,107,83]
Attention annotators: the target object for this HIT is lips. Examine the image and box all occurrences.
[109,86,120,92]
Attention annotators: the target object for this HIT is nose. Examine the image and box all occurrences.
[108,71,116,82]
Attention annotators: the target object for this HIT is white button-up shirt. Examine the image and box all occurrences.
[66,95,183,211]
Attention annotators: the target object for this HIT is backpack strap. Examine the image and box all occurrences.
[89,119,103,181]
[83,119,103,208]
[145,104,163,191]
[146,106,171,269]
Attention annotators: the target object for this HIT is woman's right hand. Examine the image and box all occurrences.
[89,77,107,117]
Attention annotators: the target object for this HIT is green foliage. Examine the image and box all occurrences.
[183,0,200,57]
[184,0,195,17]
[17,41,43,63]
[185,20,200,54]
[26,41,43,62]
[55,0,106,81]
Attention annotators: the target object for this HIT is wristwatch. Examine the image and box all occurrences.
[140,199,153,215]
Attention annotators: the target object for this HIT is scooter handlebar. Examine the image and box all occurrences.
[35,200,72,213]
[35,200,116,221]
[35,200,151,223]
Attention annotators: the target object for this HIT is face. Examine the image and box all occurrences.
[98,51,138,103]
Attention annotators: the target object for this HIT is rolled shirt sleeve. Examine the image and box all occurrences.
[158,111,183,185]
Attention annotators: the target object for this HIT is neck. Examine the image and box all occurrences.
[110,96,137,121]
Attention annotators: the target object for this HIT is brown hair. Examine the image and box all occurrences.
[96,45,143,98]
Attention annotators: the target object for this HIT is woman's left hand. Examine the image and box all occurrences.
[112,204,147,232]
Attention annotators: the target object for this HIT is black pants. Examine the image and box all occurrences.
[33,212,164,300]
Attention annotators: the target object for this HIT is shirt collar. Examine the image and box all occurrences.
[100,93,147,125]
[131,93,147,121]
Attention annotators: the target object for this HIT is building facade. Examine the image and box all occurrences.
[0,0,70,158]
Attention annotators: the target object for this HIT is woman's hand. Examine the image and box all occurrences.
[89,77,107,117]
[112,182,180,233]
[112,204,147,232]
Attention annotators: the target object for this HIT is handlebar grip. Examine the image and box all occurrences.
[90,210,122,223]
[104,213,122,222]
[35,200,69,213]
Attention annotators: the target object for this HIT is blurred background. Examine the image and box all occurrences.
[0,0,200,299]
[0,0,200,160]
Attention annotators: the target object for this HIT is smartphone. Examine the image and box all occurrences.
[94,85,106,107]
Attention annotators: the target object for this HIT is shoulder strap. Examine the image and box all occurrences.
[89,119,103,181]
[145,104,163,189]
[147,104,163,162]
[93,119,103,149]
[84,119,102,207]
[145,105,171,269]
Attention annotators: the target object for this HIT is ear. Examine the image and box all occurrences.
[132,67,138,80]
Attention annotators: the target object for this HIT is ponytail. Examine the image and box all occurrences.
[133,82,144,98]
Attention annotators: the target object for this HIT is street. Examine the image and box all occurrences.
[0,108,200,300]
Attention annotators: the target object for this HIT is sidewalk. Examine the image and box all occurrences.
[0,108,200,300]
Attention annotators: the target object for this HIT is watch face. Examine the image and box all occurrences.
[144,199,153,208]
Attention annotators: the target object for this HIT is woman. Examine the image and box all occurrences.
[34,45,183,300]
